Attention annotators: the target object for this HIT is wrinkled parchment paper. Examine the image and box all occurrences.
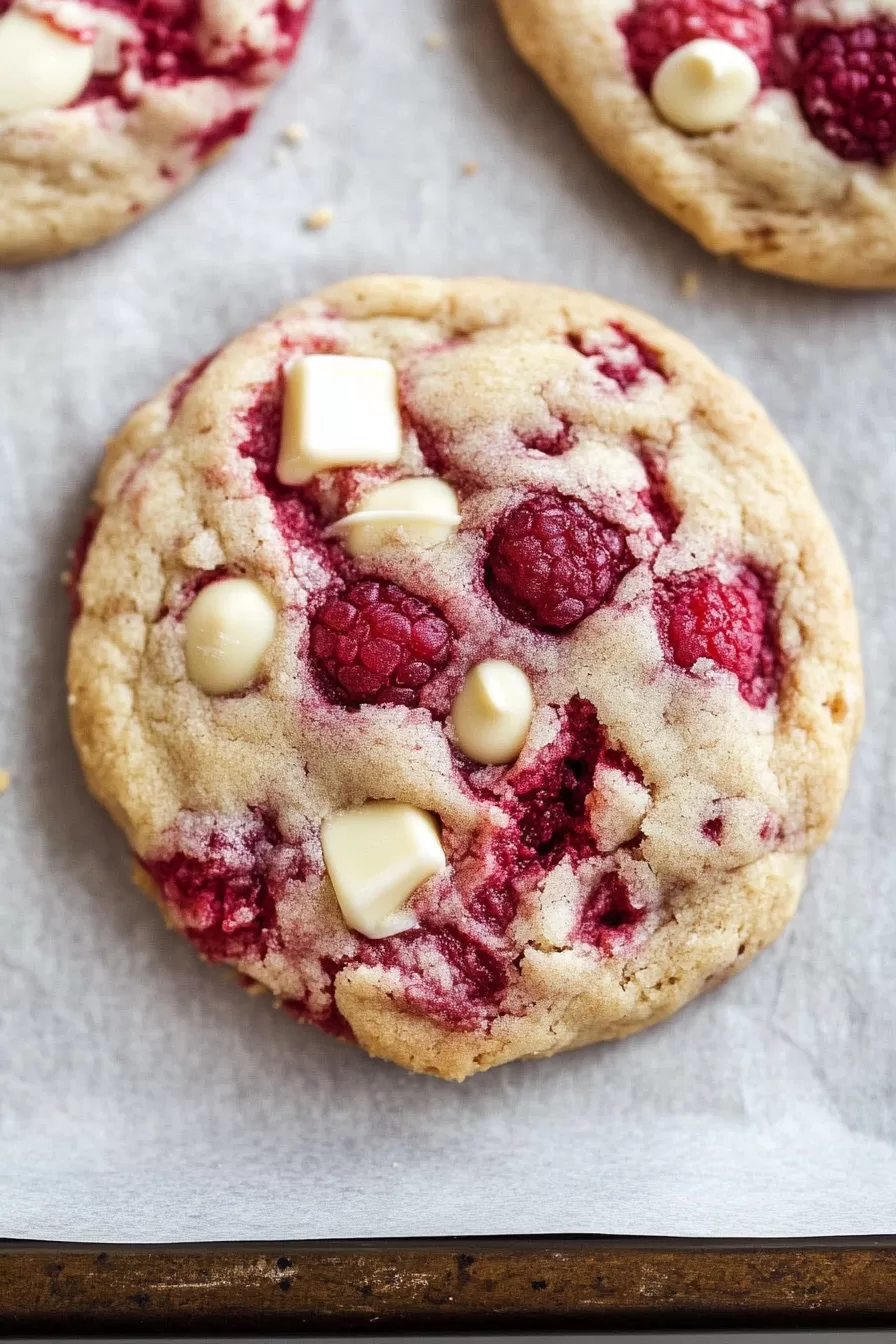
[1,0,894,1241]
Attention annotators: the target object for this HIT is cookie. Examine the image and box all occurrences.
[498,0,896,287]
[67,275,862,1080]
[0,0,313,264]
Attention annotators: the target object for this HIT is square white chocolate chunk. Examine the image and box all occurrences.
[321,802,445,939]
[277,355,403,486]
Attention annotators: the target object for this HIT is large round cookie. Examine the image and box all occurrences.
[67,275,862,1080]
[498,0,896,287]
[0,0,313,264]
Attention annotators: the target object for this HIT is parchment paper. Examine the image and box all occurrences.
[1,0,895,1243]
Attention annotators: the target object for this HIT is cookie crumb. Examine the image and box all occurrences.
[283,122,308,144]
[424,31,445,51]
[0,770,9,795]
[304,206,334,231]
[679,270,700,298]
[461,159,480,177]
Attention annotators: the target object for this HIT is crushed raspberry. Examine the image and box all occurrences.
[310,580,453,708]
[361,924,510,1031]
[524,422,576,457]
[619,0,773,91]
[170,352,216,414]
[486,494,633,632]
[702,814,724,843]
[639,449,680,542]
[192,108,254,159]
[575,870,644,952]
[238,367,340,553]
[77,0,313,108]
[795,23,896,164]
[511,697,636,866]
[569,324,666,390]
[658,568,777,707]
[281,959,355,1041]
[67,508,101,624]
[144,811,286,962]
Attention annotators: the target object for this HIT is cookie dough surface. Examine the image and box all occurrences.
[0,0,312,264]
[68,275,862,1079]
[498,0,896,287]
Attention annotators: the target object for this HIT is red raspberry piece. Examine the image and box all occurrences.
[620,0,773,91]
[486,495,633,632]
[660,569,776,705]
[795,23,896,163]
[310,579,453,707]
[144,812,283,963]
[576,871,644,952]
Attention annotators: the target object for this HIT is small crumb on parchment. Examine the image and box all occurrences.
[461,159,479,177]
[0,770,10,795]
[271,146,288,166]
[304,206,334,231]
[283,122,308,144]
[424,31,445,51]
[679,269,700,298]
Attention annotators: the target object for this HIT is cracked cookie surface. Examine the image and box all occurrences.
[67,275,862,1079]
[498,0,896,287]
[0,0,313,264]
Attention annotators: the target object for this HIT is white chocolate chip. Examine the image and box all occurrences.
[277,354,403,486]
[184,578,277,696]
[0,8,94,115]
[451,660,535,765]
[651,39,760,134]
[282,121,307,143]
[326,477,461,556]
[321,802,445,939]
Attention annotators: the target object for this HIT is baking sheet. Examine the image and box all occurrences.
[1,0,895,1242]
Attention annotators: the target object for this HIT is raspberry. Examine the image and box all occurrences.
[620,0,772,91]
[660,569,776,705]
[795,23,896,164]
[486,495,633,632]
[569,324,665,391]
[513,697,605,862]
[144,812,283,963]
[576,870,643,952]
[310,579,453,707]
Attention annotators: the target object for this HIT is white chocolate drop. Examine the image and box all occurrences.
[184,578,277,696]
[451,660,535,765]
[277,354,403,486]
[0,7,94,116]
[327,477,461,556]
[322,802,445,939]
[651,39,760,134]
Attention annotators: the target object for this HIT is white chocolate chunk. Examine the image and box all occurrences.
[322,802,445,939]
[451,660,535,765]
[327,477,461,556]
[0,8,94,116]
[184,578,277,696]
[277,355,403,486]
[651,39,760,134]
